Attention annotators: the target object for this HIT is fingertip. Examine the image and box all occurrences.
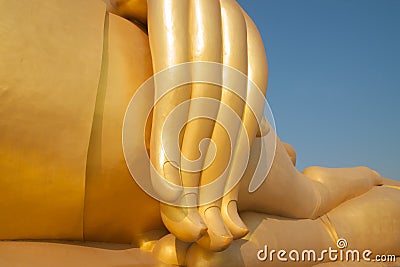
[197,206,233,251]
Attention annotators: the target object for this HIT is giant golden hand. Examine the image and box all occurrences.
[105,2,398,263]
[108,0,268,251]
[1,1,399,266]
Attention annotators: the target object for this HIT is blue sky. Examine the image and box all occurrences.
[238,0,400,180]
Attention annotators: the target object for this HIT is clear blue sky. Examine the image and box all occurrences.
[238,0,400,180]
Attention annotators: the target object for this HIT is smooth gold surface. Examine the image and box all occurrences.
[187,185,400,267]
[83,12,166,245]
[152,234,191,266]
[0,1,399,267]
[0,0,106,240]
[0,241,171,267]
[282,141,297,165]
[238,137,382,219]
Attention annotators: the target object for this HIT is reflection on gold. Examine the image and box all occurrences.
[0,0,399,266]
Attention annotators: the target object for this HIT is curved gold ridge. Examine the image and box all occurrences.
[382,185,400,191]
[319,215,340,246]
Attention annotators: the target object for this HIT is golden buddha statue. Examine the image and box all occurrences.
[0,0,398,266]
